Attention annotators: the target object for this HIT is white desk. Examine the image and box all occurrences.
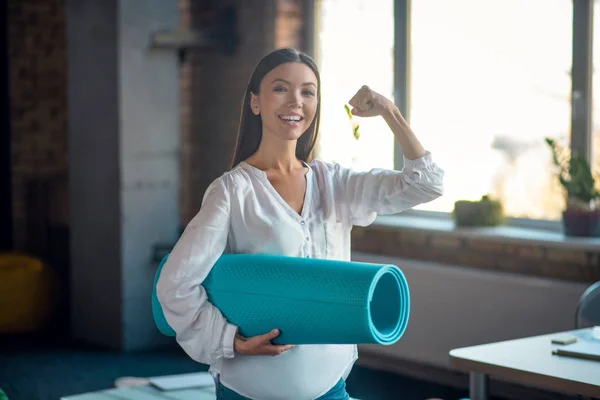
[450,328,600,400]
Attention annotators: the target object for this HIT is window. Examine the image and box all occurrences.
[409,0,572,220]
[315,0,395,171]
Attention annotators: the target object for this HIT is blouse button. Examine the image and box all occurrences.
[301,220,306,226]
[305,236,310,242]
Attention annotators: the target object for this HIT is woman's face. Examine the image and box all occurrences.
[251,62,318,142]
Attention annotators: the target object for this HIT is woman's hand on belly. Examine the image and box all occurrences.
[234,328,294,356]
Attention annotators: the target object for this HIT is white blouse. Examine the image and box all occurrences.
[156,152,444,400]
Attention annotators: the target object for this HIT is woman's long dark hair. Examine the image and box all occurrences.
[230,48,321,168]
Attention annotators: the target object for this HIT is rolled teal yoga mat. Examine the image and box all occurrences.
[152,254,410,345]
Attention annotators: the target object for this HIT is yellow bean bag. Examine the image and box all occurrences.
[0,252,59,333]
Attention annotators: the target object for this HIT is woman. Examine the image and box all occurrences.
[156,48,444,400]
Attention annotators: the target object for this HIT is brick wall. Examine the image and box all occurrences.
[352,224,600,283]
[8,0,68,255]
[178,0,308,225]
[8,0,308,249]
[276,0,304,49]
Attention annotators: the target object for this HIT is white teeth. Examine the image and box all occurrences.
[280,115,301,121]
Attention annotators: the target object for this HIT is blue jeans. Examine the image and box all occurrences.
[216,377,350,400]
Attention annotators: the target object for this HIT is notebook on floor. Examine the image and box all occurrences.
[148,372,214,391]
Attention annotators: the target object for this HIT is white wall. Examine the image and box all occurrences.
[68,0,179,350]
[352,252,588,369]
[119,0,180,351]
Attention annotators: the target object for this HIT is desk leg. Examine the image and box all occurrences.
[469,372,489,400]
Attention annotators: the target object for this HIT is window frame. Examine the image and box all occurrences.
[393,0,595,230]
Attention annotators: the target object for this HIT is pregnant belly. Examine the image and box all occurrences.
[219,344,355,400]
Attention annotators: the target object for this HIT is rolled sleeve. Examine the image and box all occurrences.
[221,323,238,359]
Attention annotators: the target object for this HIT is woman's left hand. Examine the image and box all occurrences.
[348,85,397,118]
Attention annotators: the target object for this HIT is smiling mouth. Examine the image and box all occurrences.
[278,115,304,123]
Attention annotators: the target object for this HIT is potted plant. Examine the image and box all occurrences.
[545,137,600,237]
[453,195,504,227]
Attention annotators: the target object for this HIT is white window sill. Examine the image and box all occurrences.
[371,214,600,252]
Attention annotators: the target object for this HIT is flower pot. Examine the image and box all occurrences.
[453,196,503,227]
[562,210,600,237]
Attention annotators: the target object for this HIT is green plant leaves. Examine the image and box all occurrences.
[545,136,599,204]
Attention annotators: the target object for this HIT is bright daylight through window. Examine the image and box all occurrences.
[315,0,395,172]
[317,0,575,221]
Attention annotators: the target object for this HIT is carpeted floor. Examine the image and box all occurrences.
[0,332,477,400]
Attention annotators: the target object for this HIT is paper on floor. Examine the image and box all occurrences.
[148,372,214,391]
